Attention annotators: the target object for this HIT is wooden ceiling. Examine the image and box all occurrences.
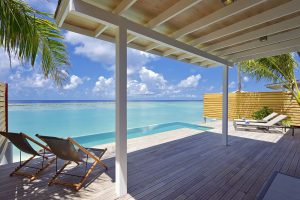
[55,0,300,67]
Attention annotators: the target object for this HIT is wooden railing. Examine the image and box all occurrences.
[0,82,11,164]
[204,92,300,126]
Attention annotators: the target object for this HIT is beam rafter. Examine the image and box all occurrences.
[204,15,300,52]
[149,0,266,56]
[171,0,265,39]
[216,28,300,56]
[147,0,203,29]
[94,0,138,37]
[227,37,300,60]
[189,0,300,46]
[234,46,300,62]
[139,0,203,51]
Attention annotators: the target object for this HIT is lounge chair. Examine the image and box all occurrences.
[234,112,278,123]
[36,134,108,191]
[234,114,287,131]
[0,131,55,181]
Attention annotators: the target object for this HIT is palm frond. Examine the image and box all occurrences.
[239,53,300,105]
[0,0,69,85]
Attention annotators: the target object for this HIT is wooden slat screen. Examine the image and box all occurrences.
[0,82,8,164]
[204,92,300,126]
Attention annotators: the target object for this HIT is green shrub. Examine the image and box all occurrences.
[280,119,291,127]
[252,106,273,120]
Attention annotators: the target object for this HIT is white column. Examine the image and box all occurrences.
[115,25,127,196]
[237,65,241,92]
[222,65,229,146]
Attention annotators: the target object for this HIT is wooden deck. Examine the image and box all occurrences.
[1,121,300,200]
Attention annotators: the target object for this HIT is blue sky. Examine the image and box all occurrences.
[0,0,299,100]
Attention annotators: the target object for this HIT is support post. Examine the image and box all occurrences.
[5,83,13,164]
[115,25,127,197]
[237,65,241,92]
[222,66,229,146]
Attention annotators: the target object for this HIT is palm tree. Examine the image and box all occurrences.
[239,53,300,106]
[0,0,69,85]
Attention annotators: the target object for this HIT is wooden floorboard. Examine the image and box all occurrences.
[0,122,300,200]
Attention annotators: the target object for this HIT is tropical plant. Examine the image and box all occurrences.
[239,53,300,106]
[280,119,291,127]
[0,0,69,85]
[252,106,273,120]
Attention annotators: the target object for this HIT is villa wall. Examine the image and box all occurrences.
[203,92,300,126]
[0,82,10,164]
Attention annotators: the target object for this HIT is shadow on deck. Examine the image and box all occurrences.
[0,128,299,200]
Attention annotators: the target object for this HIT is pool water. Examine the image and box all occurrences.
[74,122,211,147]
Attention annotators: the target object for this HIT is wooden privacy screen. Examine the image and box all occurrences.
[203,92,300,126]
[0,82,9,164]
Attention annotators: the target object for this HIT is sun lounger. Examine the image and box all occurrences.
[234,114,287,131]
[234,112,278,123]
[36,134,108,191]
[0,131,55,181]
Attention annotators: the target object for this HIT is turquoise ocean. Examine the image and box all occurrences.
[8,100,208,161]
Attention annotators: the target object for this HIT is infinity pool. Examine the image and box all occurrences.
[74,122,211,147]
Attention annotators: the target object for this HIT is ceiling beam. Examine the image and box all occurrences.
[234,46,300,62]
[190,58,204,64]
[71,0,232,66]
[147,0,203,29]
[144,43,161,51]
[94,0,138,37]
[216,28,300,56]
[204,15,300,52]
[199,60,216,67]
[56,0,71,27]
[177,54,194,61]
[228,37,300,60]
[163,48,177,57]
[157,0,266,57]
[141,0,203,51]
[189,0,300,46]
[127,35,137,44]
[113,0,138,15]
[171,0,265,39]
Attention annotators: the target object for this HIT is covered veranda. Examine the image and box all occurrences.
[2,0,300,199]
[55,0,300,197]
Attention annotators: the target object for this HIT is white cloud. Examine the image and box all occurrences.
[229,81,236,89]
[64,32,157,75]
[92,76,114,97]
[65,32,115,64]
[0,48,20,79]
[127,80,152,95]
[24,73,51,88]
[63,75,83,90]
[139,67,167,90]
[243,76,249,82]
[178,74,201,88]
[92,75,153,97]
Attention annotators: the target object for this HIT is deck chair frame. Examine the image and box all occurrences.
[37,136,108,191]
[0,132,55,181]
[234,112,278,123]
[234,115,287,132]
